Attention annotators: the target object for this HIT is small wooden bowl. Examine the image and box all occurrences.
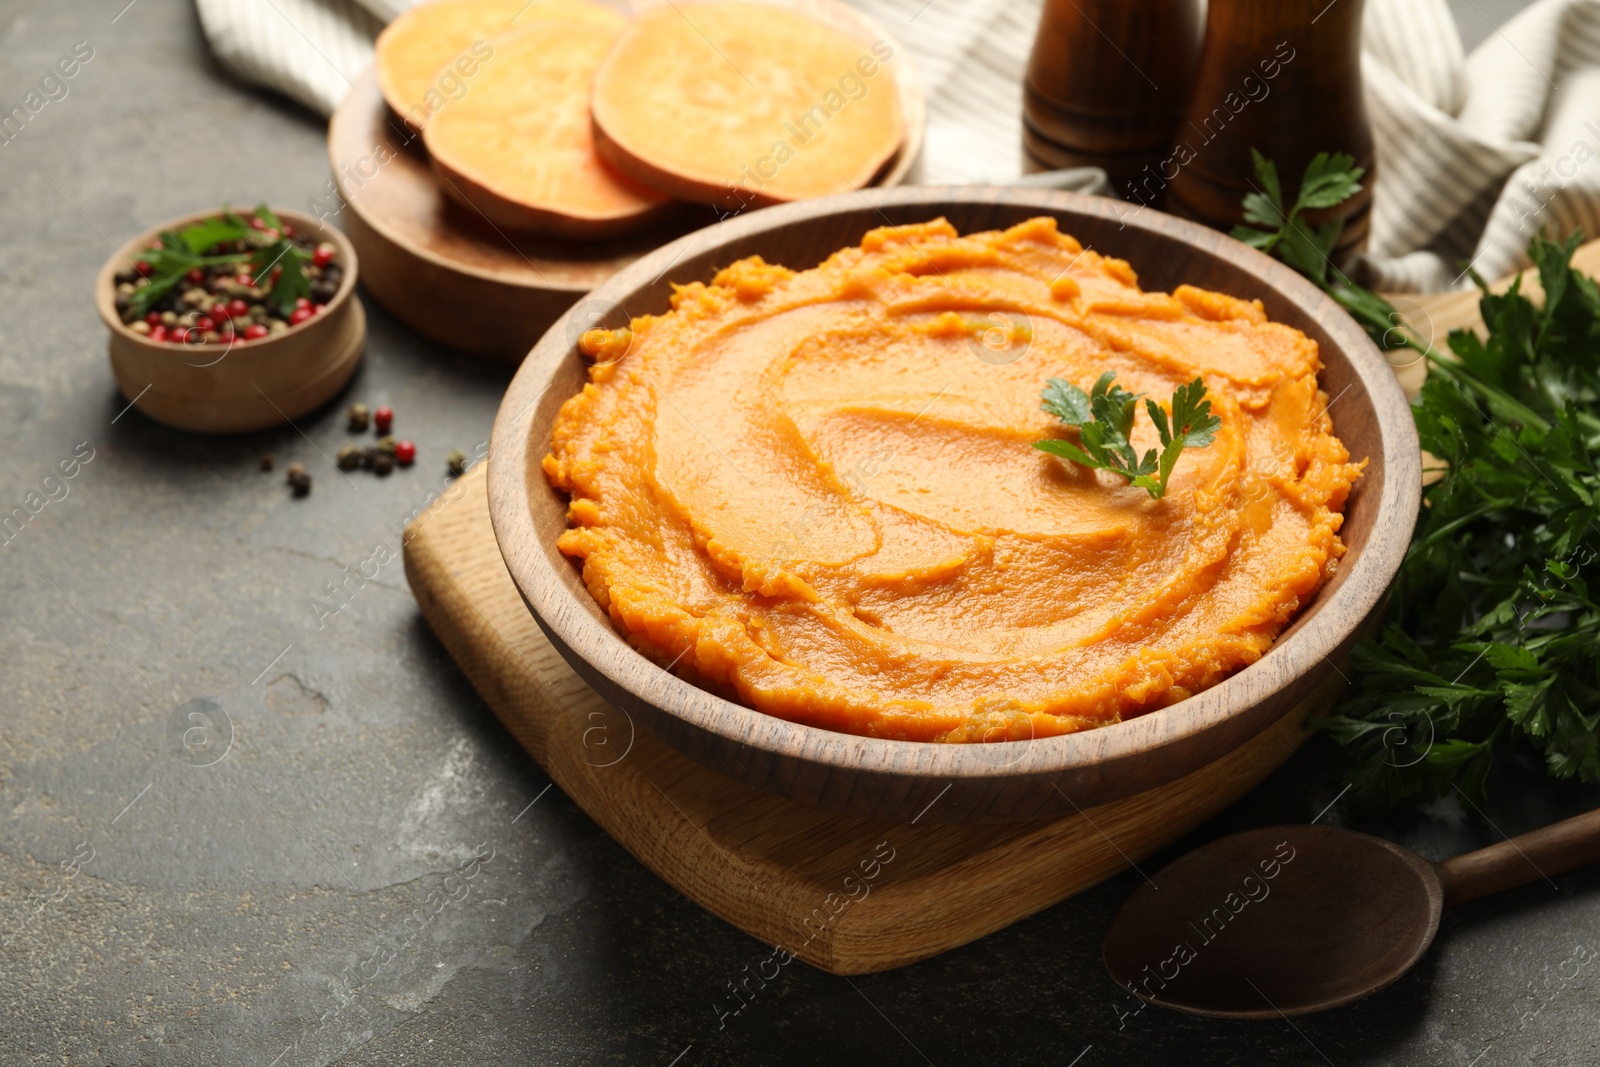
[96,208,364,434]
[488,187,1421,823]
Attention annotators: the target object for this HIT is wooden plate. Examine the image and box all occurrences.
[326,0,924,361]
[487,187,1422,823]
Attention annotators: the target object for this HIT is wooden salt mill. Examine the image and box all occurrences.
[1023,0,1204,199]
[1164,0,1375,261]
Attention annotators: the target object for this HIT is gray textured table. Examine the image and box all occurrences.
[4,2,1597,1065]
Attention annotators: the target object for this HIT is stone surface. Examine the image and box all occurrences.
[3,2,1597,1066]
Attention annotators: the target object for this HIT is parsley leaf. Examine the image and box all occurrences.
[246,203,314,317]
[251,238,311,317]
[253,203,285,232]
[1034,374,1220,499]
[1232,150,1378,314]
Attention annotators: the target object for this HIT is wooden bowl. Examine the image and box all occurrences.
[488,186,1421,823]
[97,208,363,434]
[326,0,924,362]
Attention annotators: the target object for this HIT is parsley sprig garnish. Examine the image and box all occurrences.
[126,222,250,320]
[126,203,311,320]
[1238,150,1600,812]
[1034,374,1220,499]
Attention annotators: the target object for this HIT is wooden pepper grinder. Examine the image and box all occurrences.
[1022,0,1204,199]
[1163,0,1375,261]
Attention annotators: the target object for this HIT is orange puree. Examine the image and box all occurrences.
[542,218,1363,743]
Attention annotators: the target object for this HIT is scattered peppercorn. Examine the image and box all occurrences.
[347,403,369,432]
[260,454,275,471]
[375,434,397,455]
[285,462,312,496]
[369,451,395,476]
[446,450,467,477]
[373,406,394,434]
[394,440,416,467]
[336,445,363,471]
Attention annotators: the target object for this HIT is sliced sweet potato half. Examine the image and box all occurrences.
[590,2,904,208]
[375,0,624,132]
[423,20,675,239]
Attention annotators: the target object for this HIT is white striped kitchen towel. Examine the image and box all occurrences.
[195,0,1600,291]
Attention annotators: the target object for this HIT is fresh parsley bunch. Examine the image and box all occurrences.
[1324,234,1600,808]
[1238,150,1600,809]
[1034,374,1220,500]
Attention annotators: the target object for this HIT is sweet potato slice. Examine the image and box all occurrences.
[590,2,903,208]
[375,0,624,131]
[423,20,674,238]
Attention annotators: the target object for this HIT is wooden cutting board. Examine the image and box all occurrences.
[404,463,1335,974]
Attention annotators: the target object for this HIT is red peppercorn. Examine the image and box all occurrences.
[228,298,249,318]
[149,324,169,342]
[211,304,230,321]
[295,297,311,310]
[394,440,416,466]
[312,247,334,268]
[196,316,215,332]
[134,260,153,277]
[244,323,270,341]
[249,216,266,231]
[217,329,236,345]
[312,303,326,315]
[289,307,313,326]
[282,223,296,238]
[148,240,164,250]
[186,267,205,284]
[270,266,282,284]
[145,311,162,326]
[236,274,254,286]
[373,406,393,433]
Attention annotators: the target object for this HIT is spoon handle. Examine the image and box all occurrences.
[1439,808,1600,908]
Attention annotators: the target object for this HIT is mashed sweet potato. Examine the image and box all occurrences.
[542,218,1363,742]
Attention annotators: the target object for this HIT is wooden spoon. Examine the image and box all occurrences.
[1102,810,1600,1018]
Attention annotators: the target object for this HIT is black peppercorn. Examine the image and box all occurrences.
[336,445,363,471]
[260,454,275,472]
[369,451,395,476]
[375,434,397,455]
[285,462,312,496]
[347,403,370,433]
[446,450,467,477]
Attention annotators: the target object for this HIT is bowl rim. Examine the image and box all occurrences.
[94,206,359,354]
[488,185,1421,790]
